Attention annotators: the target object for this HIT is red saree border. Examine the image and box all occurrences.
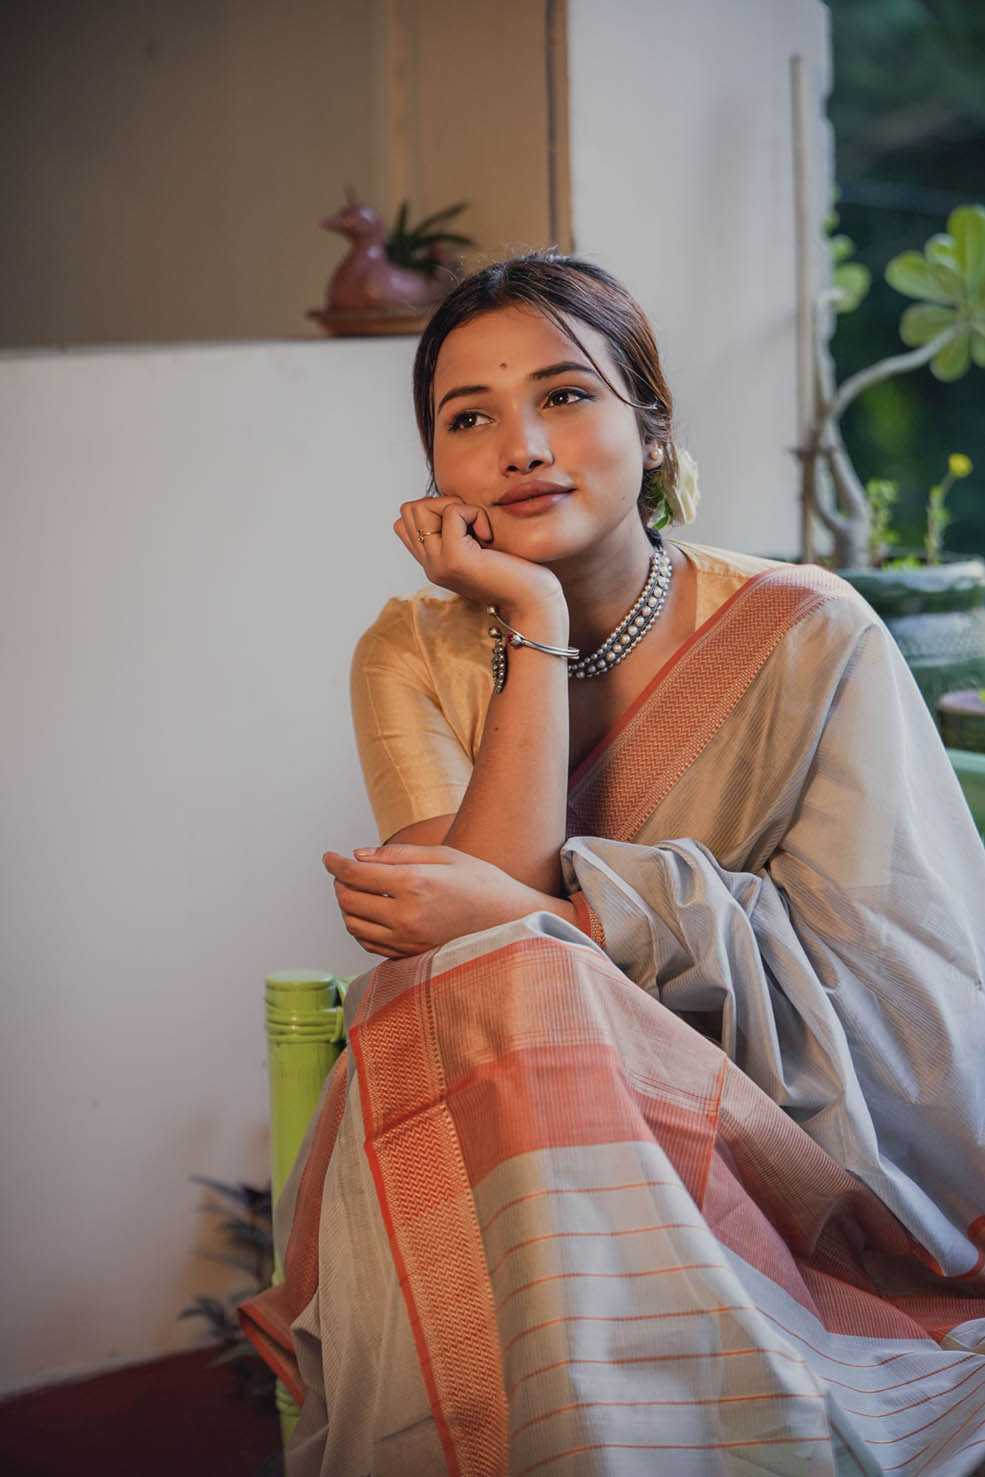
[238,1283,306,1407]
[568,563,846,841]
[568,567,766,792]
[569,888,606,948]
[350,954,510,1477]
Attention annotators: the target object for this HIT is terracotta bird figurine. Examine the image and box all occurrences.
[318,202,448,311]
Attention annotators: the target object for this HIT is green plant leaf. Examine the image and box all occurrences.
[178,1294,233,1326]
[948,205,985,295]
[925,234,958,267]
[411,230,473,247]
[219,1217,273,1250]
[198,1249,265,1276]
[924,236,965,300]
[410,202,468,234]
[829,234,855,264]
[931,325,972,381]
[972,324,985,368]
[885,251,957,305]
[190,1176,271,1217]
[385,240,413,267]
[228,1285,263,1306]
[899,302,958,347]
[833,261,871,313]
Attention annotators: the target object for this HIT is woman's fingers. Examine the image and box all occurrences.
[322,847,449,895]
[393,497,451,571]
[395,496,494,569]
[398,495,462,544]
[334,890,418,958]
[437,500,493,544]
[339,910,397,947]
[323,846,438,959]
[352,843,451,865]
[324,846,452,956]
[333,879,393,923]
[396,494,563,613]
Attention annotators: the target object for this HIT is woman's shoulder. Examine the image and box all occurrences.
[674,540,803,630]
[353,588,488,672]
[672,540,784,582]
[676,540,878,633]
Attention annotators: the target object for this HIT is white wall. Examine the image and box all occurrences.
[568,0,830,557]
[0,337,427,1390]
[0,0,831,1392]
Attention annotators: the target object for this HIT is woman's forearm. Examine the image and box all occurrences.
[443,594,571,895]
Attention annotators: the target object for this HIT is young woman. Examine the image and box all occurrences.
[244,254,985,1475]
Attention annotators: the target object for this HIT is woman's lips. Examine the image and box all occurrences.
[496,489,573,516]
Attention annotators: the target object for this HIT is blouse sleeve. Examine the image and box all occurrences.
[350,600,475,842]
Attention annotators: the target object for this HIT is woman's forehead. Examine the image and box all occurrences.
[433,304,616,390]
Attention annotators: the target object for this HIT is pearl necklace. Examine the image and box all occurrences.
[568,546,672,680]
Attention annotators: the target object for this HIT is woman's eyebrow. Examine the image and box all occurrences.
[436,382,487,414]
[529,360,601,383]
[435,361,602,415]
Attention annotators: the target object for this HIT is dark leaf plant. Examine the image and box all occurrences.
[386,200,474,276]
[180,1176,275,1405]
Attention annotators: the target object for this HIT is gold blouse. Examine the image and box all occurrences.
[350,541,778,842]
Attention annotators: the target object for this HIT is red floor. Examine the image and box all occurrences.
[0,1347,282,1477]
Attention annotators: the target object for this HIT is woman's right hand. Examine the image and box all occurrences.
[394,495,564,620]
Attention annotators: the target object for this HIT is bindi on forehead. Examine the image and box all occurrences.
[498,362,508,370]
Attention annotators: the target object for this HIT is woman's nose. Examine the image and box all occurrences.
[499,412,554,475]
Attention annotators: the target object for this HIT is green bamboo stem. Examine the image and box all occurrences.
[264,970,347,1450]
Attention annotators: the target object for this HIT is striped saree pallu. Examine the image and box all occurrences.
[246,925,985,1474]
[242,567,985,1473]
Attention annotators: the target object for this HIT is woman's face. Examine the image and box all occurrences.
[430,305,654,564]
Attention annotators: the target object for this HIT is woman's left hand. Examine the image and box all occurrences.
[322,844,576,958]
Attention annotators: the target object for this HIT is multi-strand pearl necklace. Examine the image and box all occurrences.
[568,545,672,680]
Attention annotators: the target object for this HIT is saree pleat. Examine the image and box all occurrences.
[241,566,985,1474]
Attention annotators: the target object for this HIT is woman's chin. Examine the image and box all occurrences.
[492,518,630,569]
[494,531,589,566]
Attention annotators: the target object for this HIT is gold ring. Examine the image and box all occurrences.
[418,530,439,544]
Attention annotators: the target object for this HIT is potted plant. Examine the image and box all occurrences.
[802,203,985,710]
[385,198,474,278]
[180,1176,275,1407]
[308,195,474,334]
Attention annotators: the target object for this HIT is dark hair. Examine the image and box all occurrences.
[412,250,677,533]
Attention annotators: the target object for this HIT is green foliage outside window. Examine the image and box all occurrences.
[825,0,985,555]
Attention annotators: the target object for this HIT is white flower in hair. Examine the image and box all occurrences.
[667,447,700,525]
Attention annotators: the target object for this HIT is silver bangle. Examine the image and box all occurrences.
[487,606,579,693]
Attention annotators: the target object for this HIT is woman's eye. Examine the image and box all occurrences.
[447,409,490,432]
[544,387,591,408]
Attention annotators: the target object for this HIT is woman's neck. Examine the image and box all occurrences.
[552,523,660,654]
